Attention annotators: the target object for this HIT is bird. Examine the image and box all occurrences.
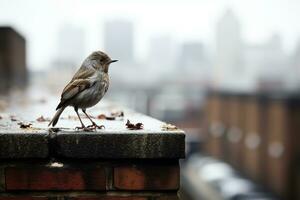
[48,51,118,131]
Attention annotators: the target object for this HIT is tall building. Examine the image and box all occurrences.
[178,42,205,69]
[257,34,288,90]
[291,41,300,68]
[177,42,211,80]
[289,40,300,89]
[49,25,86,91]
[244,34,288,91]
[104,20,134,64]
[147,35,175,73]
[55,24,86,67]
[215,9,244,89]
[258,34,286,78]
[0,27,27,93]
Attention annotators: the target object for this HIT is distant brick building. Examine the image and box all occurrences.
[0,27,27,93]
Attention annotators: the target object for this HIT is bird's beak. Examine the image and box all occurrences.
[109,59,118,64]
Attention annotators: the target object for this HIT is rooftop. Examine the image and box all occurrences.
[0,98,185,159]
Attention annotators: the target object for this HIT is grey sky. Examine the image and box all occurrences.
[0,0,299,70]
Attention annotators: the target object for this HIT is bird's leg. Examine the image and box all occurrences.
[74,107,94,131]
[82,109,105,129]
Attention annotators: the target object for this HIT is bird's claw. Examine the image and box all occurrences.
[87,123,105,130]
[98,124,105,129]
[75,126,95,132]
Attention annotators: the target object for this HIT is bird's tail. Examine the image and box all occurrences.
[48,107,65,127]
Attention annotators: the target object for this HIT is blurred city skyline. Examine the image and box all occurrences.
[1,2,300,198]
[0,0,300,70]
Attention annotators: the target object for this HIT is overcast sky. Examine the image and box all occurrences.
[0,0,300,70]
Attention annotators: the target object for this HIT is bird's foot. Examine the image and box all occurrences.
[87,123,105,130]
[75,125,95,132]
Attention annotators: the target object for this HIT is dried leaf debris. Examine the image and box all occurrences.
[161,123,179,131]
[36,115,51,122]
[97,111,124,120]
[111,111,124,118]
[18,122,32,129]
[10,115,18,121]
[97,114,114,120]
[126,120,144,130]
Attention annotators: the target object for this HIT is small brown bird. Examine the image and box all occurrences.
[48,51,118,131]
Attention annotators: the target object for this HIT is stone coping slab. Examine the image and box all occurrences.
[0,101,185,159]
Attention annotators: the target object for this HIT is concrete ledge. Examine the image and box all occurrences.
[55,131,185,159]
[0,101,183,199]
[0,130,185,159]
[0,132,49,159]
[0,108,185,159]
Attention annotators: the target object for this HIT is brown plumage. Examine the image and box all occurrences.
[48,51,118,131]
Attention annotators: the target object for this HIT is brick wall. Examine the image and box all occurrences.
[203,91,300,200]
[0,115,185,200]
[0,161,179,200]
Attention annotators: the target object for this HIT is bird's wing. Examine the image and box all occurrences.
[56,78,92,110]
[71,65,95,81]
[61,78,92,100]
[56,65,96,110]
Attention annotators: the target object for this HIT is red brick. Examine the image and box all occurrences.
[0,167,4,191]
[69,197,146,200]
[0,197,48,200]
[114,164,179,190]
[5,166,106,191]
[154,195,179,200]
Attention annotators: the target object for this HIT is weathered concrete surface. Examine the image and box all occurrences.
[0,132,49,159]
[0,114,49,159]
[0,100,185,159]
[53,110,185,159]
[55,131,185,159]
